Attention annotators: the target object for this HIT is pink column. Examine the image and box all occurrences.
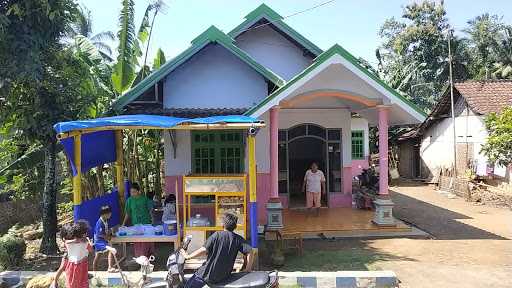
[270,107,279,199]
[378,106,390,195]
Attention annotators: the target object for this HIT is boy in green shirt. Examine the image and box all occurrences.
[122,182,154,256]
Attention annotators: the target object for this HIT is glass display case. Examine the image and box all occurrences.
[182,175,247,238]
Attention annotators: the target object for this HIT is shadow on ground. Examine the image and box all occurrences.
[390,189,508,240]
[259,238,416,271]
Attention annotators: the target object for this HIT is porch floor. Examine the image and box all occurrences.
[281,208,414,238]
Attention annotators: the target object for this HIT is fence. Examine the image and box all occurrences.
[438,175,512,208]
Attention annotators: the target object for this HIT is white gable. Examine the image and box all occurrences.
[235,25,314,81]
[163,44,268,109]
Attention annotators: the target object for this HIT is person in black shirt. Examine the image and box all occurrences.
[184,212,253,287]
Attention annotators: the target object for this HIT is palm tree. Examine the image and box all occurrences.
[492,26,512,79]
[464,14,503,79]
[67,5,115,61]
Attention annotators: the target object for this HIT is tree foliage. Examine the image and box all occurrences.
[464,13,504,79]
[112,0,167,94]
[0,0,104,254]
[66,5,115,61]
[112,0,137,93]
[481,107,512,167]
[376,1,468,112]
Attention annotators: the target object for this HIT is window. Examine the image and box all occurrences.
[351,130,364,159]
[191,131,244,174]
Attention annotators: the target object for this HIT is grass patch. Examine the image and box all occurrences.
[260,239,416,272]
[278,247,384,271]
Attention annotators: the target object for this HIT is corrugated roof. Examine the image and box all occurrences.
[454,80,512,115]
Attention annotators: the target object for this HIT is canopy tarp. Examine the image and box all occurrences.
[54,114,262,134]
[54,114,263,176]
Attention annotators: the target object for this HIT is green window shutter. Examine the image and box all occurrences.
[351,130,364,160]
[191,131,245,174]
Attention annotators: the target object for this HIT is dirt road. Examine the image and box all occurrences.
[378,182,512,288]
[265,182,512,287]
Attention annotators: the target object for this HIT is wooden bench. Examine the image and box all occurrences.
[265,230,303,256]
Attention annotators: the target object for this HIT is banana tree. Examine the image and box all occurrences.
[112,0,167,94]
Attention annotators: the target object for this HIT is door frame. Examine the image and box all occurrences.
[278,123,343,208]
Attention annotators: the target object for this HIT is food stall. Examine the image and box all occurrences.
[182,175,247,251]
[53,114,264,259]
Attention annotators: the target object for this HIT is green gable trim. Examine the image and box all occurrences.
[111,25,285,111]
[244,3,283,21]
[245,44,427,118]
[228,4,323,57]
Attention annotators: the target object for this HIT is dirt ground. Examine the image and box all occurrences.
[262,181,512,288]
[20,181,512,287]
[377,181,512,288]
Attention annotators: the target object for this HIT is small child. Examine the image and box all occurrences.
[51,223,71,288]
[53,220,92,288]
[92,205,118,272]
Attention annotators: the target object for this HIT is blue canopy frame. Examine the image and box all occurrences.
[54,114,264,247]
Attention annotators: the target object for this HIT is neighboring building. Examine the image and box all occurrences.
[399,80,512,181]
[113,4,425,224]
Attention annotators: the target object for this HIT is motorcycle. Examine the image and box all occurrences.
[144,235,279,288]
[358,166,379,191]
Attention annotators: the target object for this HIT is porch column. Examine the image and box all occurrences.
[248,134,258,248]
[72,134,82,222]
[378,105,389,195]
[373,105,395,226]
[270,106,279,199]
[267,106,283,229]
[115,130,125,214]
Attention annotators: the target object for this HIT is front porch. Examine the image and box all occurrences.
[281,208,412,238]
[247,45,427,229]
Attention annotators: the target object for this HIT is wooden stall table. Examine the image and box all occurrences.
[111,234,179,262]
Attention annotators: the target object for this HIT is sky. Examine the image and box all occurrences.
[83,0,512,67]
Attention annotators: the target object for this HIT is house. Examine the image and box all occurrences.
[112,4,426,228]
[399,80,512,181]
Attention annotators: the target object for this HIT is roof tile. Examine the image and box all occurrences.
[454,80,512,114]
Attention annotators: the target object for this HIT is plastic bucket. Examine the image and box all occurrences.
[163,220,177,236]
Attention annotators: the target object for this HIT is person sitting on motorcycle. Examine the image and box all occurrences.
[183,212,253,287]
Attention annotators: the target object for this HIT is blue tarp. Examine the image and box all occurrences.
[54,114,261,134]
[61,130,116,176]
[54,114,261,175]
[73,189,121,237]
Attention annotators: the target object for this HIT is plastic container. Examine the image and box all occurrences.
[188,214,211,227]
[154,225,163,235]
[133,225,145,235]
[163,220,177,236]
[117,226,127,236]
[143,225,156,235]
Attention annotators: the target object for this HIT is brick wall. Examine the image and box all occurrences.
[0,199,41,234]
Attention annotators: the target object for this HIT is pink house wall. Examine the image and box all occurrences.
[329,166,353,207]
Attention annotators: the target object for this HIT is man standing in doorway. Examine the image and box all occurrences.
[302,162,326,215]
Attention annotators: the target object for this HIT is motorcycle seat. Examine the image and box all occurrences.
[209,272,270,288]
